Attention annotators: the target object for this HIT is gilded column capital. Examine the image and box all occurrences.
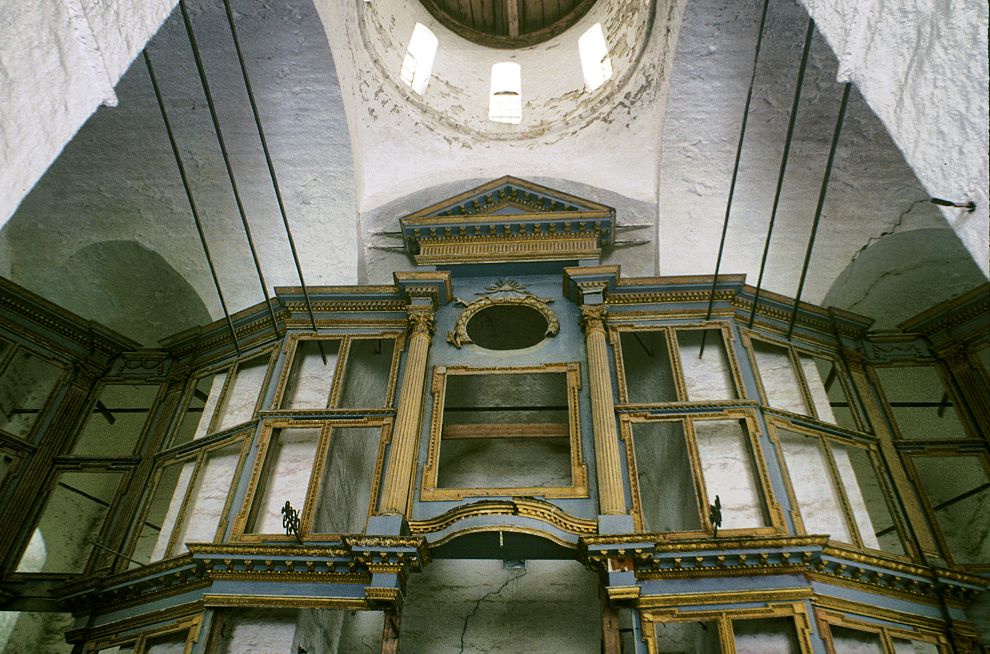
[840,346,866,368]
[579,305,608,334]
[937,343,971,369]
[407,308,435,336]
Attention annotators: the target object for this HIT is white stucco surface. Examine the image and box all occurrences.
[0,0,177,227]
[801,0,990,277]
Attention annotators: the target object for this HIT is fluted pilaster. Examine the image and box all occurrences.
[580,305,626,516]
[379,307,435,515]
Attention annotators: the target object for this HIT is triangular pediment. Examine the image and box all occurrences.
[399,177,615,267]
[402,176,614,221]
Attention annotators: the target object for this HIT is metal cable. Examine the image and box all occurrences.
[747,17,815,328]
[220,0,327,362]
[786,82,851,339]
[144,49,241,354]
[178,0,280,341]
[699,0,771,357]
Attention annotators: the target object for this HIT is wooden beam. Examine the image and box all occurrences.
[601,585,622,654]
[381,608,401,654]
[507,0,520,38]
[442,422,569,438]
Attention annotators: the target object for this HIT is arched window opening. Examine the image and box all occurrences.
[400,23,438,95]
[578,23,612,92]
[489,62,522,124]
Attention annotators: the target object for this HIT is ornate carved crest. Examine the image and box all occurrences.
[447,294,559,348]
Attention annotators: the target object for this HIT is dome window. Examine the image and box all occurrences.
[489,62,522,124]
[400,23,438,95]
[578,23,612,92]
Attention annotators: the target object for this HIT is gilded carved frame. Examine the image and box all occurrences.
[814,606,951,654]
[610,322,746,406]
[73,380,167,455]
[900,446,990,570]
[231,417,391,543]
[639,601,815,654]
[84,613,203,654]
[620,410,784,537]
[270,332,404,411]
[446,295,559,348]
[125,429,253,566]
[9,460,134,577]
[0,340,69,445]
[742,330,866,433]
[420,363,589,501]
[765,417,913,561]
[168,345,279,448]
[865,362,978,442]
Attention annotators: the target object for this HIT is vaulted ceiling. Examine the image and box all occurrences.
[0,0,985,345]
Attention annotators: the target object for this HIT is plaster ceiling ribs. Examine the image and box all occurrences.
[142,0,330,351]
[418,0,597,48]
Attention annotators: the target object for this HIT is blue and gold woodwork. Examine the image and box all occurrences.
[0,180,986,652]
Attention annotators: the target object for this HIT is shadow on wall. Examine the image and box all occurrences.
[21,241,210,347]
[823,228,986,329]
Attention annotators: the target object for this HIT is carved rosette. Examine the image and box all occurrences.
[446,295,559,348]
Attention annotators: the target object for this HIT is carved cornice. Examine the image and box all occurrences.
[0,277,139,358]
[580,535,987,605]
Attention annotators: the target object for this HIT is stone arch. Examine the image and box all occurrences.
[30,240,211,346]
[823,228,986,329]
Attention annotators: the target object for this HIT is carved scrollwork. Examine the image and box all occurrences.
[447,295,559,348]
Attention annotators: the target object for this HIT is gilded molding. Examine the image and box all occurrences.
[420,363,588,501]
[447,295,559,348]
[68,606,204,648]
[203,594,366,610]
[637,588,812,608]
[408,498,598,536]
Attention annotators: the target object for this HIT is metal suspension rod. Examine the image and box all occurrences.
[220,0,327,363]
[786,82,851,340]
[700,0,770,357]
[144,50,241,354]
[178,0,280,342]
[747,18,815,328]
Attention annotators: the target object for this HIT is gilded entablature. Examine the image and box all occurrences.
[400,176,615,265]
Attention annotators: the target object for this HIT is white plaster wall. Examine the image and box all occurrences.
[399,559,601,653]
[0,611,73,654]
[655,0,965,305]
[0,0,360,341]
[694,420,766,530]
[314,0,682,212]
[801,0,990,277]
[0,0,176,227]
[677,330,737,400]
[732,617,802,653]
